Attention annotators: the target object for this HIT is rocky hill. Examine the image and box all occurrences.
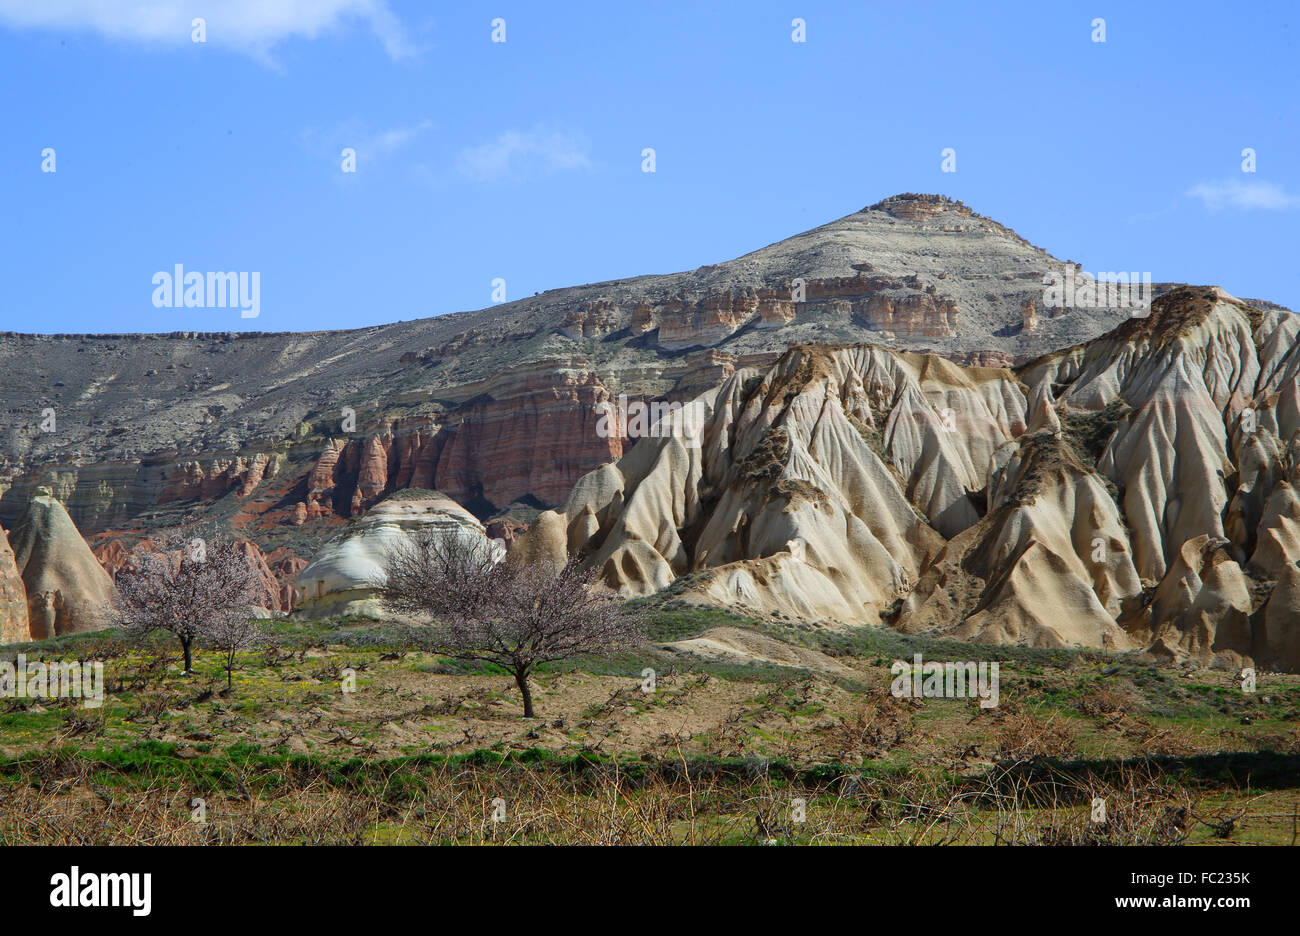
[0,195,1137,564]
[6,194,1297,672]
[518,287,1300,672]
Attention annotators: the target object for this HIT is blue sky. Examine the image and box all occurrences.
[1,0,1297,334]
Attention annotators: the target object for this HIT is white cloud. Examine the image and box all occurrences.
[1125,200,1178,224]
[361,119,432,157]
[300,118,432,171]
[456,127,592,182]
[0,0,416,64]
[1186,178,1300,212]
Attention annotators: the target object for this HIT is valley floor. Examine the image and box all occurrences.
[2,605,1298,845]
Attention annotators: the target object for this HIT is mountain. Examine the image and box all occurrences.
[4,194,1296,672]
[0,195,1136,565]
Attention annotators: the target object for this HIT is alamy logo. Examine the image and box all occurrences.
[890,654,999,708]
[49,867,151,916]
[595,395,707,449]
[152,265,260,318]
[1042,266,1151,312]
[0,654,103,708]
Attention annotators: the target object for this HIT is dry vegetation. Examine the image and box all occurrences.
[3,606,1300,845]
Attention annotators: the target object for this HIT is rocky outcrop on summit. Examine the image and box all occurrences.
[294,490,502,619]
[9,488,115,639]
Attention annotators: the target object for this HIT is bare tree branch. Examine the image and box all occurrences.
[377,533,643,717]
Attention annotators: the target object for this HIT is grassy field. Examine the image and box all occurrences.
[2,603,1298,845]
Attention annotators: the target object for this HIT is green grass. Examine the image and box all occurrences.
[3,601,1300,844]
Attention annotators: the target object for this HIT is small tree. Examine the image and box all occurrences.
[380,534,642,717]
[205,611,267,690]
[110,532,264,676]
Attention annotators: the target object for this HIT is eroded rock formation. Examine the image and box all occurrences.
[9,487,116,639]
[295,490,501,619]
[514,343,1029,625]
[508,286,1300,670]
[0,525,28,644]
